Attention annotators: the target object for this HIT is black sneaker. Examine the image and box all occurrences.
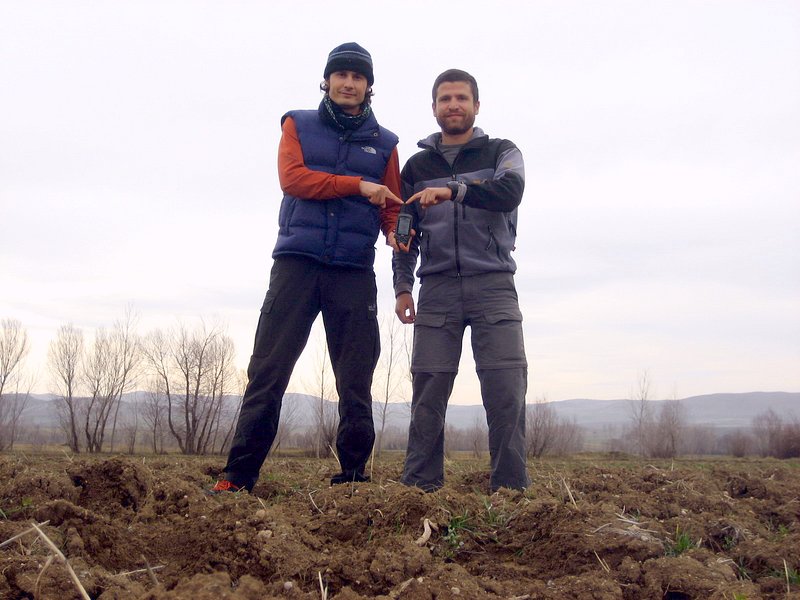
[330,472,371,485]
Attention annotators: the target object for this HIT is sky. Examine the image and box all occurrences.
[1,1,799,405]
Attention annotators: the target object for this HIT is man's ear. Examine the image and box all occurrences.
[431,102,436,116]
[475,100,480,115]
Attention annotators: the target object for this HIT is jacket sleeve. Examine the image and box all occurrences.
[460,140,525,212]
[378,147,402,240]
[391,162,421,296]
[277,117,363,200]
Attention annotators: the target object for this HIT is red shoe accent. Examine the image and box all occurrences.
[211,479,241,493]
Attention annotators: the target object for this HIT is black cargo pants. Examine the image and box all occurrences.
[224,255,379,490]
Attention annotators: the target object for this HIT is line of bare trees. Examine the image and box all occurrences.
[373,317,410,457]
[622,371,689,458]
[525,396,585,457]
[719,409,800,458]
[6,316,799,460]
[0,318,33,450]
[40,310,246,455]
[141,322,244,455]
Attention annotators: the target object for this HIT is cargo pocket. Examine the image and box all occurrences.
[261,291,276,314]
[411,312,456,373]
[414,312,447,328]
[474,306,526,370]
[483,306,522,324]
[252,293,277,357]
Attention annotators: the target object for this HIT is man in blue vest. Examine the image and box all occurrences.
[212,43,402,493]
[393,69,529,492]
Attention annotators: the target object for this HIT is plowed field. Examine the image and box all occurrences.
[1,453,798,599]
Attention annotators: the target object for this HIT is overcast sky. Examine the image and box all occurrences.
[2,1,799,404]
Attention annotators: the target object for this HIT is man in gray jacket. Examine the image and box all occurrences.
[392,69,529,492]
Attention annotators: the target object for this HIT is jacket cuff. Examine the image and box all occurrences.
[448,180,467,203]
[394,284,413,298]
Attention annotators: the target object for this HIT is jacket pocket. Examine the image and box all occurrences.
[422,231,432,262]
[278,197,297,233]
[485,226,502,259]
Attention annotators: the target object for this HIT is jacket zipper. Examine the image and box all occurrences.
[430,141,473,277]
[450,156,462,276]
[452,185,461,276]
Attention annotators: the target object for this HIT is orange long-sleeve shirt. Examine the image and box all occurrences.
[277,116,402,240]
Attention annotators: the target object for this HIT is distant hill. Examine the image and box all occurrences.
[537,392,800,430]
[17,391,799,432]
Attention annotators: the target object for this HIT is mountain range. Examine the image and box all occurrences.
[18,391,799,432]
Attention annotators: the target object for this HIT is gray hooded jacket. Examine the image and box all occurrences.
[392,128,525,296]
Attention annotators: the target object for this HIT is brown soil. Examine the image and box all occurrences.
[1,453,799,599]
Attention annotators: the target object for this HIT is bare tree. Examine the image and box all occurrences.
[443,423,464,459]
[752,408,783,457]
[108,307,141,451]
[271,391,300,456]
[779,417,800,458]
[48,323,84,452]
[466,411,489,458]
[215,368,246,455]
[0,318,32,450]
[120,407,139,454]
[196,332,236,454]
[752,409,800,458]
[81,316,140,453]
[721,429,752,457]
[141,385,167,454]
[141,322,237,455]
[400,326,414,420]
[651,399,687,458]
[0,318,29,398]
[683,424,718,455]
[526,396,557,458]
[82,328,117,453]
[627,370,655,456]
[305,337,339,458]
[373,316,405,457]
[0,373,34,451]
[550,417,585,456]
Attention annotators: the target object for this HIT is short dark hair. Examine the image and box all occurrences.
[432,69,479,103]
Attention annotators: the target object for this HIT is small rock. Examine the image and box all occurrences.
[234,532,248,544]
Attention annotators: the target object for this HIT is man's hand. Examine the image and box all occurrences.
[406,187,453,208]
[388,229,415,253]
[359,180,403,208]
[395,293,416,324]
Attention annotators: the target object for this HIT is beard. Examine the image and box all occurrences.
[436,112,475,136]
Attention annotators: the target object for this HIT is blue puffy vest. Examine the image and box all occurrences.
[272,108,399,269]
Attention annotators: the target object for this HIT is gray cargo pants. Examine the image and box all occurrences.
[401,272,530,492]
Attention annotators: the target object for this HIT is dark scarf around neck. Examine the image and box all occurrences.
[320,96,372,131]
